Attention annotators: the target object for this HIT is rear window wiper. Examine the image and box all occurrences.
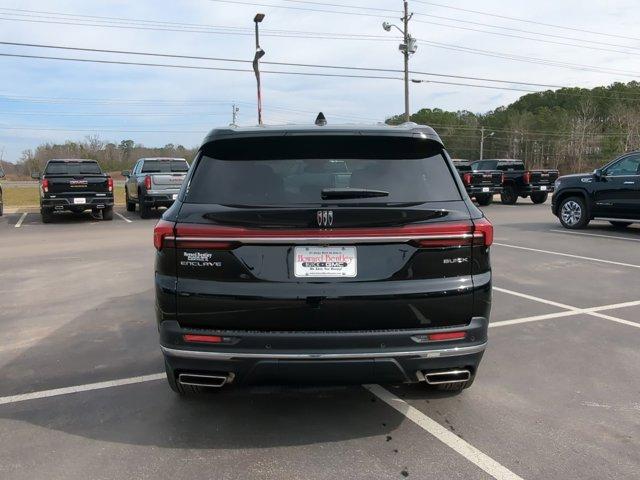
[321,188,390,199]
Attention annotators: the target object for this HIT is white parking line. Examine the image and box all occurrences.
[494,242,640,269]
[115,211,132,223]
[494,287,640,330]
[364,384,525,480]
[550,229,640,242]
[14,212,27,228]
[0,373,165,406]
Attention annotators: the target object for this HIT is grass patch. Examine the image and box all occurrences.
[2,186,125,207]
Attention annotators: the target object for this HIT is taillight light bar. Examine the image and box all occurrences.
[158,220,494,250]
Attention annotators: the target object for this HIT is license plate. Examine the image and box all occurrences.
[294,246,357,278]
[73,197,86,204]
[172,194,178,200]
[540,186,548,191]
[482,187,490,192]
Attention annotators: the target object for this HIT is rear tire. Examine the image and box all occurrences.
[609,221,632,228]
[125,188,136,212]
[558,196,589,229]
[500,185,518,205]
[164,361,203,395]
[530,192,548,204]
[102,206,114,221]
[475,194,492,206]
[41,208,53,223]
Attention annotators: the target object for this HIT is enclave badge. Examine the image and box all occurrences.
[317,210,333,227]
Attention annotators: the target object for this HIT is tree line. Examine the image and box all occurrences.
[14,137,196,177]
[387,81,640,173]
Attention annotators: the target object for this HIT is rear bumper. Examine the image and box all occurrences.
[160,317,488,385]
[143,190,179,207]
[466,186,502,195]
[521,185,554,194]
[41,195,114,210]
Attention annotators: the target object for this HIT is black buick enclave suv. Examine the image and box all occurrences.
[154,123,493,394]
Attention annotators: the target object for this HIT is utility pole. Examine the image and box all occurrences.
[231,104,239,126]
[253,13,265,126]
[479,127,494,160]
[383,2,416,123]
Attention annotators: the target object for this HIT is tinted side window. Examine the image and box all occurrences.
[605,155,640,176]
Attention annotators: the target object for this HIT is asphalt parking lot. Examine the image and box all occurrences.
[1,202,639,480]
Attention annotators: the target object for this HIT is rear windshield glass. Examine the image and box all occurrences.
[186,136,461,205]
[141,160,189,173]
[45,162,102,175]
[471,160,498,170]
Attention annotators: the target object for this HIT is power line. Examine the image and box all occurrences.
[412,0,640,43]
[0,40,570,89]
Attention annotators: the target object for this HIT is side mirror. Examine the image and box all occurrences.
[593,168,603,180]
[31,172,40,180]
[121,170,131,177]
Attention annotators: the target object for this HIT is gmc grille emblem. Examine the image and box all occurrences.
[317,210,333,227]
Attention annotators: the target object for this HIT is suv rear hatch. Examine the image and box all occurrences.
[163,135,491,332]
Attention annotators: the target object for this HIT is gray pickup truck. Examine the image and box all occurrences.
[122,158,189,218]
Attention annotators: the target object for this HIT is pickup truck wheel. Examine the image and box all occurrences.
[500,185,518,205]
[530,192,548,204]
[139,201,151,219]
[475,194,492,206]
[559,196,589,229]
[609,221,632,228]
[102,206,114,221]
[125,188,136,212]
[165,361,203,395]
[41,208,54,224]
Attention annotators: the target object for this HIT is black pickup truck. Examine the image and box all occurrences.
[552,151,640,229]
[471,159,559,205]
[32,159,114,223]
[452,159,503,206]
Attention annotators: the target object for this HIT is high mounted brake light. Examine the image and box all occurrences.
[144,175,152,190]
[41,178,49,193]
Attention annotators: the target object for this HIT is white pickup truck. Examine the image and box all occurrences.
[123,158,189,218]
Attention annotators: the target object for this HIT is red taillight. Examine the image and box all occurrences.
[427,331,466,341]
[107,176,113,192]
[523,171,531,184]
[154,219,175,251]
[41,178,49,193]
[144,175,152,190]
[473,217,493,247]
[183,334,222,344]
[462,172,472,185]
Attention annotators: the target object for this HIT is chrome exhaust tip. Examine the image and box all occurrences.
[424,369,471,385]
[178,373,234,388]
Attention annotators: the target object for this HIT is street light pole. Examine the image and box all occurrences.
[479,127,494,160]
[402,0,410,123]
[253,13,265,126]
[383,1,415,123]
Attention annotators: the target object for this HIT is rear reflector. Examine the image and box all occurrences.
[183,334,223,344]
[427,331,466,341]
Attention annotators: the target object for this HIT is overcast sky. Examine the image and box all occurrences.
[0,0,639,162]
